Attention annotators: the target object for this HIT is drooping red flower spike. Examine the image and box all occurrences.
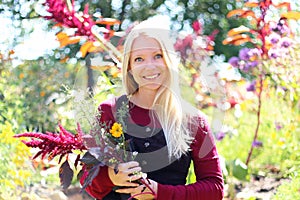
[14,123,87,164]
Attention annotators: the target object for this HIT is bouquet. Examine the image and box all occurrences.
[14,89,154,198]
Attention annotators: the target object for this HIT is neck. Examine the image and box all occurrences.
[131,89,157,109]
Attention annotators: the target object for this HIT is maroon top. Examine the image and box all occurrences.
[80,96,224,200]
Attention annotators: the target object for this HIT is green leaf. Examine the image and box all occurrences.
[232,159,248,181]
[227,159,249,181]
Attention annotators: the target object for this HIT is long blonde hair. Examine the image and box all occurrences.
[122,20,197,159]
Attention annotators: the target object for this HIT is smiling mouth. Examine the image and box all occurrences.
[143,73,160,80]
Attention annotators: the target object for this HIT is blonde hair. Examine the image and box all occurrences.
[122,19,197,159]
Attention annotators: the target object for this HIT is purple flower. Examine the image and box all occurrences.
[239,48,251,61]
[252,140,263,148]
[228,56,240,67]
[280,37,292,48]
[248,48,261,57]
[216,132,226,141]
[242,61,257,72]
[246,80,256,92]
[279,24,290,35]
[273,20,290,35]
[269,33,280,44]
[249,61,259,68]
[243,63,252,72]
[268,48,280,59]
[275,122,283,131]
[281,86,288,91]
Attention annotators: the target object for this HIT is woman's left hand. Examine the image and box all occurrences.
[115,179,158,200]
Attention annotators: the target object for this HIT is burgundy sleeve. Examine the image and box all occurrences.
[156,116,224,200]
[79,98,117,199]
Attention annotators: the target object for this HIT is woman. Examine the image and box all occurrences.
[80,19,224,200]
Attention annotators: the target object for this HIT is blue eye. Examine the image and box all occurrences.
[134,57,143,62]
[154,53,163,59]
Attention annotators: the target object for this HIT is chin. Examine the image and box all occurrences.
[142,83,163,91]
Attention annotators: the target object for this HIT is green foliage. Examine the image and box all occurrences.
[186,161,196,184]
[0,57,78,132]
[176,0,249,59]
[217,88,300,178]
[226,159,249,181]
[0,57,78,196]
[273,174,300,200]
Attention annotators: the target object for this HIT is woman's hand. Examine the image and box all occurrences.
[115,178,158,200]
[108,161,142,187]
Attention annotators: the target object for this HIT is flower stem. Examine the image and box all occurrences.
[246,74,263,166]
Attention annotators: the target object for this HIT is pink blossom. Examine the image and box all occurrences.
[192,20,202,34]
[43,0,95,39]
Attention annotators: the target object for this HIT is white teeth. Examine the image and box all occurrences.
[143,74,160,80]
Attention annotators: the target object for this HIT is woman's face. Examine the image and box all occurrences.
[129,35,168,92]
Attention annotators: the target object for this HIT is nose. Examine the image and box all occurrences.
[144,58,158,68]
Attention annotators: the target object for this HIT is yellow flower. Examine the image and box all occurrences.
[110,122,123,138]
[271,132,276,139]
[0,121,14,145]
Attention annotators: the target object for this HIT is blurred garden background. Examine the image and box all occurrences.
[1,0,300,199]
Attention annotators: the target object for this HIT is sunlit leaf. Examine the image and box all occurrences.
[80,41,94,57]
[87,44,100,53]
[240,10,256,19]
[59,160,74,189]
[91,65,113,71]
[260,0,272,8]
[53,23,63,28]
[60,56,69,63]
[228,25,251,36]
[96,18,121,26]
[227,9,247,18]
[59,36,81,48]
[244,2,259,8]
[274,2,291,10]
[281,11,300,20]
[110,67,121,78]
[233,37,252,45]
[56,32,68,41]
[222,34,252,45]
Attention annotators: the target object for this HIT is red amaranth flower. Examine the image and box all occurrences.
[14,123,87,163]
[43,0,95,39]
[192,20,202,35]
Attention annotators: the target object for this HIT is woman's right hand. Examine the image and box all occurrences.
[108,161,142,187]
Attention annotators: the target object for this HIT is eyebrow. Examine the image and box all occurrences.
[131,50,162,56]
